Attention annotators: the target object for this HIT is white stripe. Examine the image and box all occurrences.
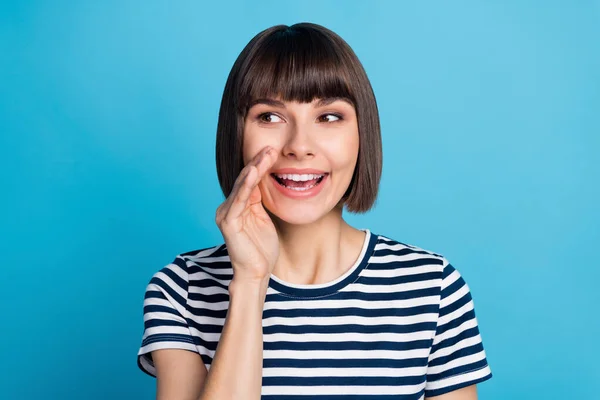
[262,313,438,327]
[143,311,187,324]
[186,299,230,311]
[188,255,231,263]
[138,341,197,358]
[441,269,461,290]
[427,351,487,375]
[347,279,438,293]
[376,236,423,252]
[374,243,439,258]
[262,366,427,378]
[438,301,474,327]
[163,262,188,281]
[432,317,478,346]
[263,348,430,360]
[369,253,440,264]
[374,242,412,251]
[189,270,232,286]
[428,335,482,362]
[441,283,469,309]
[152,271,187,299]
[263,331,434,343]
[143,325,191,338]
[361,264,441,278]
[425,365,491,391]
[143,297,177,309]
[188,285,229,296]
[262,296,439,311]
[261,383,424,396]
[185,245,223,261]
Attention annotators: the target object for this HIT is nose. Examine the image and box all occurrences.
[281,120,315,160]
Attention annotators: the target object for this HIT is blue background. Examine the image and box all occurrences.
[1,1,598,399]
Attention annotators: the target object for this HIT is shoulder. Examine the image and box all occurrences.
[369,232,465,287]
[372,232,449,269]
[146,243,231,293]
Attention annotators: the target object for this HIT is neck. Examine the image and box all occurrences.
[268,205,366,286]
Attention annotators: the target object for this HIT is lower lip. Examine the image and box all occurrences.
[270,174,329,199]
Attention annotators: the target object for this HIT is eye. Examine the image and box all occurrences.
[317,113,343,123]
[257,112,283,123]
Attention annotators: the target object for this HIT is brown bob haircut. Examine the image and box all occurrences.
[215,22,382,213]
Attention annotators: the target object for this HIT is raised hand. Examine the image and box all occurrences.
[215,146,279,284]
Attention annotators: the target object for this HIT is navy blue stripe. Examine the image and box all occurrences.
[188,262,233,272]
[262,322,438,335]
[436,309,476,336]
[144,318,188,329]
[428,342,485,368]
[440,275,466,302]
[368,256,443,269]
[262,395,423,400]
[141,333,195,347]
[189,292,230,302]
[143,303,182,316]
[149,276,187,306]
[263,357,428,369]
[189,278,230,290]
[187,306,228,319]
[358,271,441,286]
[439,290,471,317]
[430,326,480,354]
[261,304,438,319]
[187,319,225,334]
[181,244,226,258]
[263,374,426,387]
[442,263,456,279]
[263,339,432,351]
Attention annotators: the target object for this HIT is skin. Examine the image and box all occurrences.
[241,97,366,287]
[151,97,479,400]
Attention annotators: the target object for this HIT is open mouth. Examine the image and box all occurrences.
[270,173,328,192]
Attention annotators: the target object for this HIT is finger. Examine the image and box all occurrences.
[220,146,274,221]
[219,165,252,221]
[252,147,278,186]
[226,165,258,221]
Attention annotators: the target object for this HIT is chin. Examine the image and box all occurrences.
[263,202,334,226]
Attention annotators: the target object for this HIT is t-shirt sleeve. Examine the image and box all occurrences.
[137,255,198,377]
[424,258,492,397]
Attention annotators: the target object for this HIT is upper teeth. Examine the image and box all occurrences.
[275,173,323,182]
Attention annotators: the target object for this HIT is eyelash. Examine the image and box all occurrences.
[257,112,344,124]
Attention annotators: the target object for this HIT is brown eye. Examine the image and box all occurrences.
[318,113,342,123]
[258,113,283,123]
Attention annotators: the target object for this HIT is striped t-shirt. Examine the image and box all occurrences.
[137,229,492,399]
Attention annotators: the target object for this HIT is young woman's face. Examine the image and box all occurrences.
[243,97,359,225]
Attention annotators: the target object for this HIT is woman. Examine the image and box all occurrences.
[137,22,492,400]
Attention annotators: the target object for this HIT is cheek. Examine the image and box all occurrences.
[331,132,360,169]
[242,127,282,165]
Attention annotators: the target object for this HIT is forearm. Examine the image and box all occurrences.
[198,277,269,400]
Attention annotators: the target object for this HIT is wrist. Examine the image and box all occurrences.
[228,276,270,299]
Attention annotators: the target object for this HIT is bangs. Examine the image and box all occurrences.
[216,23,381,213]
[237,27,356,115]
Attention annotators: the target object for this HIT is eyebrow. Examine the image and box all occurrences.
[248,96,353,109]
